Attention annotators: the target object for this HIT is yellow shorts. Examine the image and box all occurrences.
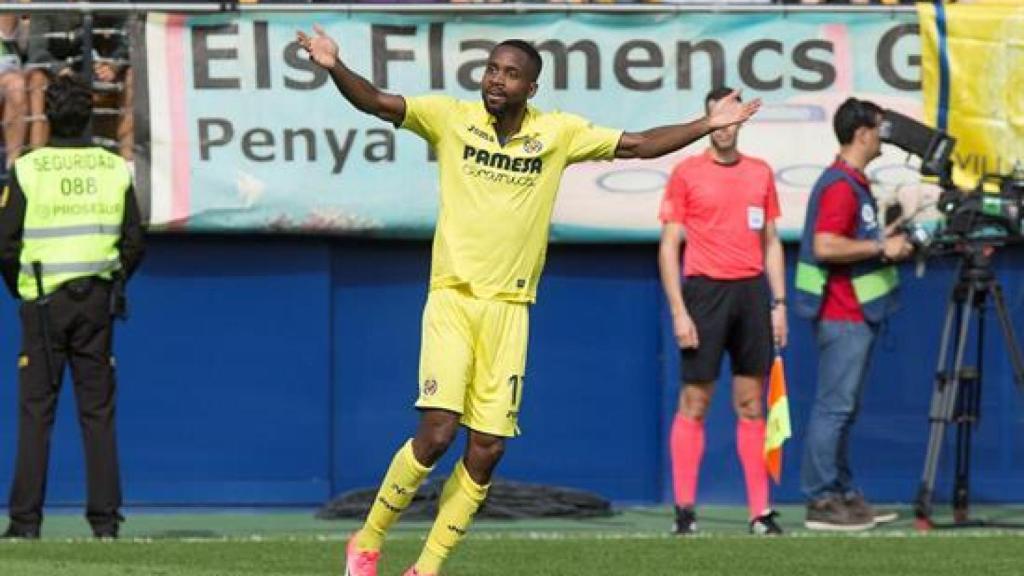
[416,287,528,437]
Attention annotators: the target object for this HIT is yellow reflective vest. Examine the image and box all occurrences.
[14,146,131,300]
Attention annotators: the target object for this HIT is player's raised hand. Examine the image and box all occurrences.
[297,24,339,69]
[706,90,761,129]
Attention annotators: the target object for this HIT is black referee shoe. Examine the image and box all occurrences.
[672,505,698,535]
[749,510,784,535]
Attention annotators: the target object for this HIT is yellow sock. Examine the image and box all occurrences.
[414,460,489,575]
[356,439,432,552]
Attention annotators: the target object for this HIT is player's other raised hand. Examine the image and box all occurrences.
[297,24,339,69]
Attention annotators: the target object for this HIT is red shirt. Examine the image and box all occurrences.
[814,158,870,322]
[659,150,780,279]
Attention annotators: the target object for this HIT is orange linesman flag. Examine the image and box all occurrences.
[764,355,792,485]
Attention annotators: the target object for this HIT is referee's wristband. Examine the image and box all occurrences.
[771,298,786,309]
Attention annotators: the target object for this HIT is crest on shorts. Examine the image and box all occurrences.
[422,378,438,396]
[523,138,543,154]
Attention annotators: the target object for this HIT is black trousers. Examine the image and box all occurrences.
[7,278,122,533]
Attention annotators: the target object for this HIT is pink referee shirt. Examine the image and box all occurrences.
[659,149,780,280]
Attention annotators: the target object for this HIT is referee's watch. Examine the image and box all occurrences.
[771,298,786,310]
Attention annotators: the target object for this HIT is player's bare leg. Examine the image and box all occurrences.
[411,409,461,467]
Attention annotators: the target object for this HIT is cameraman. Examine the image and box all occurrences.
[794,97,909,531]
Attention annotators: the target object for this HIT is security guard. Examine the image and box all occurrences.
[0,74,143,539]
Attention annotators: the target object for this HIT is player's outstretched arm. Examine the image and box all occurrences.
[296,24,406,125]
[615,90,760,159]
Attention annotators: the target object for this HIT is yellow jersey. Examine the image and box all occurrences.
[401,95,623,303]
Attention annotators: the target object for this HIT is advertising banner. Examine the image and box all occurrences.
[142,11,927,240]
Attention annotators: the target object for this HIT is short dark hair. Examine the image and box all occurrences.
[45,74,93,139]
[495,39,542,81]
[833,97,882,145]
[704,86,739,111]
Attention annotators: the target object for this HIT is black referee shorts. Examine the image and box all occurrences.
[680,275,772,383]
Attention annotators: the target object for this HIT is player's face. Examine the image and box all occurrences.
[706,98,739,152]
[481,46,538,116]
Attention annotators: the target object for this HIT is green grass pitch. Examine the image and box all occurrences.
[2,506,1023,575]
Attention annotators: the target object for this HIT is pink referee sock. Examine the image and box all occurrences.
[669,415,704,507]
[737,418,769,520]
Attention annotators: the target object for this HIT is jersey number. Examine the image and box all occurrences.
[508,375,525,408]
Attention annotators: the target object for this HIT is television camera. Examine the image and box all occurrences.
[878,109,1024,530]
[879,110,1024,250]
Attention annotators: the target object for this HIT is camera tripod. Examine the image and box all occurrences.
[914,246,1024,530]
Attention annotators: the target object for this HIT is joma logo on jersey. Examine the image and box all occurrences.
[463,145,542,174]
[467,125,495,143]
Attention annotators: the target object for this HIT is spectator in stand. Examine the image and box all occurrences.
[0,15,26,169]
[26,11,134,160]
[785,0,914,4]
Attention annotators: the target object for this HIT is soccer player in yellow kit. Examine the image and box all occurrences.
[297,25,759,576]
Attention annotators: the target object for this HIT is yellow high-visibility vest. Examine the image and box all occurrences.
[15,147,131,300]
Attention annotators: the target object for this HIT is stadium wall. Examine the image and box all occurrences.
[0,237,1022,507]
